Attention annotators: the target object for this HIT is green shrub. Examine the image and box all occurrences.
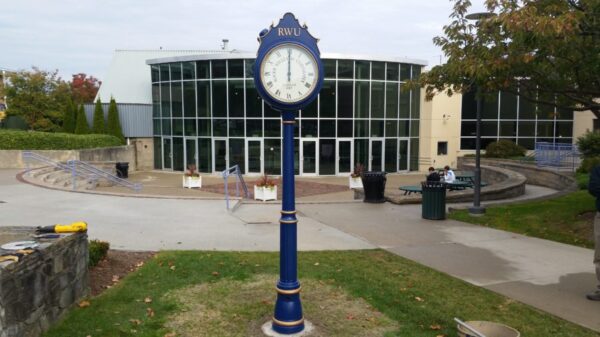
[88,240,110,267]
[62,99,76,133]
[74,104,90,134]
[485,140,526,158]
[106,98,124,144]
[92,99,105,134]
[577,156,600,174]
[577,131,600,158]
[576,172,590,190]
[0,129,122,150]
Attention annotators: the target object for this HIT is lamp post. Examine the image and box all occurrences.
[465,12,495,216]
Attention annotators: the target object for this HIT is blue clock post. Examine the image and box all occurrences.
[254,13,324,334]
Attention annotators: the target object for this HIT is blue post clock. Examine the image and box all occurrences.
[254,13,324,334]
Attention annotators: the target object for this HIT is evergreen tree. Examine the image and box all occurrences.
[106,98,125,143]
[92,99,105,134]
[74,104,90,134]
[62,99,76,133]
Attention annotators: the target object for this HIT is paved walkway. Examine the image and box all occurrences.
[1,169,598,331]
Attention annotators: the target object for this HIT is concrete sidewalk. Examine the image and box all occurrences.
[296,202,600,332]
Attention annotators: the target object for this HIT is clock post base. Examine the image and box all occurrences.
[272,291,304,334]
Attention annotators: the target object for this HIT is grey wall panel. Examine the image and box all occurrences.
[84,103,152,138]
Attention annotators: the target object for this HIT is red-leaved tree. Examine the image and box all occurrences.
[70,73,101,104]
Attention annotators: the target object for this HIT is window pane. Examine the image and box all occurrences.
[197,61,210,79]
[354,120,368,137]
[372,62,385,80]
[172,119,183,136]
[500,121,517,137]
[500,91,517,119]
[319,120,335,137]
[153,119,161,135]
[370,120,384,137]
[482,94,498,119]
[301,119,318,137]
[413,66,421,80]
[355,82,369,118]
[461,138,476,150]
[246,80,262,117]
[517,138,535,150]
[400,64,411,81]
[264,104,280,117]
[162,119,171,135]
[409,138,419,171]
[557,107,573,120]
[198,138,211,172]
[356,61,370,79]
[461,121,476,137]
[229,138,245,172]
[410,120,420,137]
[337,81,353,118]
[461,88,476,119]
[152,83,160,117]
[264,139,281,175]
[184,119,197,136]
[399,84,410,118]
[213,119,227,137]
[161,83,170,117]
[302,99,317,118]
[338,60,353,79]
[182,62,195,80]
[153,137,162,169]
[354,139,368,167]
[399,120,410,137]
[320,80,336,118]
[338,120,352,137]
[519,97,536,119]
[264,119,280,137]
[386,63,398,81]
[151,65,159,82]
[198,119,211,136]
[173,137,184,171]
[212,81,227,117]
[537,121,554,137]
[185,139,196,167]
[411,89,420,119]
[556,121,573,137]
[228,80,244,117]
[246,119,262,137]
[244,59,255,78]
[171,82,182,117]
[385,120,397,137]
[385,139,397,172]
[319,139,336,175]
[518,121,535,137]
[197,81,211,117]
[228,59,244,78]
[481,121,498,136]
[371,82,384,118]
[324,59,336,78]
[160,64,170,81]
[171,63,182,81]
[229,119,244,137]
[386,82,398,118]
[212,60,226,79]
[183,81,196,117]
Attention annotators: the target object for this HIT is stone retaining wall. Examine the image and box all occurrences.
[0,228,89,337]
[458,157,577,192]
[0,146,137,171]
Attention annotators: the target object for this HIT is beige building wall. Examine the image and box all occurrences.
[419,90,462,172]
[573,110,596,141]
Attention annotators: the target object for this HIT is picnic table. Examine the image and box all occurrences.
[399,185,422,195]
[455,171,475,183]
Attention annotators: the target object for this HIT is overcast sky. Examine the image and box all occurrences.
[1,0,487,81]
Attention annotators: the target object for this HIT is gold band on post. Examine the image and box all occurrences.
[282,120,296,124]
[272,317,304,327]
[280,219,298,224]
[280,210,297,215]
[276,286,301,295]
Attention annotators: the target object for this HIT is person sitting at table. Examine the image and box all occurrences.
[443,165,456,183]
[426,167,440,182]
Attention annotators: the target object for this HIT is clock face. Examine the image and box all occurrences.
[259,43,319,104]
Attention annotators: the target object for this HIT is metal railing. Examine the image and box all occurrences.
[534,142,581,171]
[221,165,249,209]
[67,160,142,192]
[23,151,72,172]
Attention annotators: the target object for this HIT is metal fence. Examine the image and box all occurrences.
[534,142,581,171]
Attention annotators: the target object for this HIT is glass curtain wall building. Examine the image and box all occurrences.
[150,54,424,175]
[460,87,574,150]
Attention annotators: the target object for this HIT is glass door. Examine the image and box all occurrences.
[369,138,384,171]
[162,137,172,170]
[398,139,409,171]
[212,138,228,173]
[245,138,263,175]
[185,138,197,171]
[300,139,318,175]
[336,139,353,175]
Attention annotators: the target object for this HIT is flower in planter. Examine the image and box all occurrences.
[255,174,278,190]
[350,163,364,178]
[185,164,200,177]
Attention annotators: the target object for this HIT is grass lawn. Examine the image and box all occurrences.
[45,250,598,337]
[450,173,595,248]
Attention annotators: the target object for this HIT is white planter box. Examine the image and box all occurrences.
[349,176,363,189]
[254,185,277,201]
[183,176,202,189]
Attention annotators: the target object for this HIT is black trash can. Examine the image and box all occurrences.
[115,162,129,179]
[421,181,446,220]
[361,171,387,203]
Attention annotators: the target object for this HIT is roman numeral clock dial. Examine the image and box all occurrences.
[259,43,319,104]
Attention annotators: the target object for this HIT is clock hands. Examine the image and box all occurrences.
[287,48,291,82]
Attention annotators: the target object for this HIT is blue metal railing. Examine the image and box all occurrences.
[67,160,142,192]
[534,142,581,171]
[221,165,249,209]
